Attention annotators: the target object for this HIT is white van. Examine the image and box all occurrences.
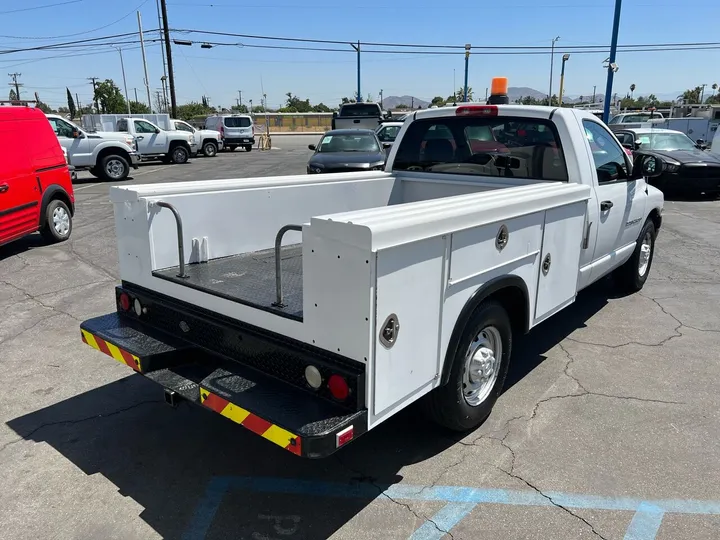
[204,114,255,152]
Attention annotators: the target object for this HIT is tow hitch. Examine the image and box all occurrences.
[164,389,181,408]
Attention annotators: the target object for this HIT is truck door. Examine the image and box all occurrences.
[582,120,646,283]
[48,117,89,164]
[0,120,40,244]
[134,119,166,155]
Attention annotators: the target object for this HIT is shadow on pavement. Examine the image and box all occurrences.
[6,278,620,539]
[0,232,49,260]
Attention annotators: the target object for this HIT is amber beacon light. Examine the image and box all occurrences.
[487,77,510,105]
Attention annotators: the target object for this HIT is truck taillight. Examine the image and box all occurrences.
[328,374,349,401]
[456,105,498,117]
[119,292,131,311]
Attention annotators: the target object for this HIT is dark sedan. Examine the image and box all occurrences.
[615,128,720,195]
[307,129,388,174]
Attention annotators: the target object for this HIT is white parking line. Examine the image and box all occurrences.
[131,165,171,177]
[73,183,101,191]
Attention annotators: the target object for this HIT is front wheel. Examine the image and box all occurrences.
[40,199,72,243]
[170,145,189,164]
[613,219,656,293]
[99,154,129,181]
[202,141,218,157]
[425,301,512,431]
[244,145,253,152]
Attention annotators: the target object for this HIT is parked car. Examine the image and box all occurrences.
[331,102,386,130]
[1,104,74,247]
[46,114,140,181]
[375,121,404,144]
[614,127,720,195]
[171,118,223,157]
[307,129,387,173]
[204,114,255,152]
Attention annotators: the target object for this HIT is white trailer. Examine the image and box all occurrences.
[80,92,665,458]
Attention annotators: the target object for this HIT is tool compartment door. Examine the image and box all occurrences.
[534,201,588,322]
[372,236,446,419]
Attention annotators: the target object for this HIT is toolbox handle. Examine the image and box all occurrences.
[155,201,189,279]
[272,224,302,308]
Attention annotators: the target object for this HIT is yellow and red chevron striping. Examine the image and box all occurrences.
[200,387,302,456]
[81,329,142,372]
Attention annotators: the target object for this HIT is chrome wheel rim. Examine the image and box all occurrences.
[638,231,652,277]
[174,148,187,162]
[105,158,126,179]
[204,143,216,156]
[52,206,70,237]
[462,326,502,406]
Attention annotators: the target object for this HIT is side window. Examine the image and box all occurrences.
[582,120,628,184]
[117,119,128,132]
[135,120,157,134]
[49,118,74,137]
[175,122,192,132]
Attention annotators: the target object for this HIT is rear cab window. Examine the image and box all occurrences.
[392,115,569,181]
[339,104,381,117]
[223,117,252,128]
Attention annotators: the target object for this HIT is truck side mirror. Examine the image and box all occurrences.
[332,112,337,118]
[696,139,707,149]
[631,153,664,180]
[382,142,392,149]
[308,144,316,151]
[155,128,161,134]
[72,130,80,138]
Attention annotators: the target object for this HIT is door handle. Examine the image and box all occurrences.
[600,200,614,211]
[0,183,8,193]
[136,136,144,140]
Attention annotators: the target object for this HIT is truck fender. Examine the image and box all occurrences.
[40,183,74,226]
[92,141,134,162]
[439,275,530,386]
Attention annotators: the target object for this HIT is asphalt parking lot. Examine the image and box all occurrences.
[1,136,720,540]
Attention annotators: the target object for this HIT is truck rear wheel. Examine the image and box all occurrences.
[613,219,656,293]
[99,154,130,181]
[40,199,72,243]
[425,301,512,431]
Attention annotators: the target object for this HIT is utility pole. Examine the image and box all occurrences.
[602,0,622,123]
[137,11,153,113]
[463,44,471,102]
[592,85,596,103]
[155,0,169,107]
[238,90,242,108]
[155,90,163,112]
[548,36,560,105]
[75,93,82,111]
[8,73,23,100]
[88,77,99,112]
[159,0,177,118]
[134,88,139,103]
[114,47,132,116]
[351,41,361,102]
[379,89,383,109]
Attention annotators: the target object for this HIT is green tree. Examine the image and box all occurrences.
[340,96,356,104]
[312,103,331,112]
[129,101,151,114]
[396,104,409,110]
[251,105,264,113]
[455,87,473,101]
[681,86,702,104]
[9,89,17,101]
[94,79,127,114]
[280,92,312,113]
[706,94,720,105]
[36,100,53,113]
[66,87,76,119]
[431,96,446,107]
[176,100,214,121]
[231,104,249,113]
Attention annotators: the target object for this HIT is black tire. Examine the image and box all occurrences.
[244,145,253,152]
[88,167,100,178]
[425,301,512,431]
[98,154,130,181]
[40,199,72,243]
[202,140,218,157]
[613,219,656,293]
[170,145,189,164]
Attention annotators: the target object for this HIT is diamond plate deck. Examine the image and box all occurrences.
[153,244,303,321]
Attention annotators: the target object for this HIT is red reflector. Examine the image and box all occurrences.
[328,374,349,401]
[456,105,498,117]
[119,293,131,311]
[336,425,354,447]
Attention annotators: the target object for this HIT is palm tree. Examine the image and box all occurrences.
[712,83,718,97]
[629,84,636,100]
[455,87,474,102]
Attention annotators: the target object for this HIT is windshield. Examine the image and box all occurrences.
[610,113,658,124]
[339,104,381,117]
[223,117,251,128]
[638,132,697,151]
[316,133,380,152]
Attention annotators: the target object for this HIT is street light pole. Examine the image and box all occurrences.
[159,0,178,118]
[137,11,153,112]
[548,36,560,106]
[115,47,132,116]
[350,41,361,102]
[602,0,623,123]
[558,54,570,106]
[463,44,471,102]
[700,84,707,104]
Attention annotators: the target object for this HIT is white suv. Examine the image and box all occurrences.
[205,114,255,152]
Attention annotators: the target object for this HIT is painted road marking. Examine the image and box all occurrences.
[182,477,720,540]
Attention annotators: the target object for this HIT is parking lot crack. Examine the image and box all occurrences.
[0,399,163,454]
[0,313,62,348]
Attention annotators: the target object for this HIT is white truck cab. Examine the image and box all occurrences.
[115,117,196,164]
[171,119,223,157]
[80,81,664,458]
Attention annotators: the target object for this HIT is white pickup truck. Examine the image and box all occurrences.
[46,114,140,181]
[80,98,665,458]
[115,117,196,164]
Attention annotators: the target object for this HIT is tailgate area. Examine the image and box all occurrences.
[81,310,367,458]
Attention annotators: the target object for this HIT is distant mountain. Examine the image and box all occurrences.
[507,87,546,101]
[381,95,430,109]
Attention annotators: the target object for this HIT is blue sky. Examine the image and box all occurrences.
[2,0,718,111]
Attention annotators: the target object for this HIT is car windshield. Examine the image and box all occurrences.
[339,104,380,117]
[224,117,251,128]
[638,133,696,151]
[317,133,380,152]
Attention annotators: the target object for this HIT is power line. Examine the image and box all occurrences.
[88,77,99,113]
[0,0,82,15]
[0,30,161,55]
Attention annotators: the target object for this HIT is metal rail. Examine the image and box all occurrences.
[272,224,302,307]
[155,201,188,278]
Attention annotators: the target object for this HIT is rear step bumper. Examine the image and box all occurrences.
[80,313,367,458]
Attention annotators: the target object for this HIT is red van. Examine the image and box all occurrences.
[0,104,75,248]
